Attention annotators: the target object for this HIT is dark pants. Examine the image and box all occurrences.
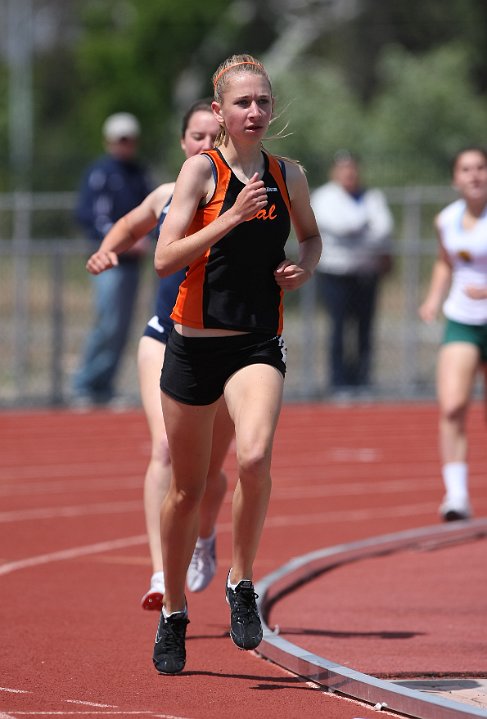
[318,272,379,390]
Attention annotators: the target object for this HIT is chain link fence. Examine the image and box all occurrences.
[0,187,456,408]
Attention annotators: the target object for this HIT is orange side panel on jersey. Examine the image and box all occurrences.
[171,249,210,327]
[171,151,232,328]
[267,155,291,216]
[267,154,290,336]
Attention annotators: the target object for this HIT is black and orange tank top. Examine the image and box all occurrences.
[171,148,291,334]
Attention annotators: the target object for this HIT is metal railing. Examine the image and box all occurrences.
[0,187,456,408]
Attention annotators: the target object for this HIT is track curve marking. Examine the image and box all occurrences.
[255,519,487,719]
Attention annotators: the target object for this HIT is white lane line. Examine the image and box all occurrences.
[3,712,194,717]
[0,535,147,576]
[0,687,30,694]
[0,462,145,482]
[65,700,117,707]
[328,448,380,461]
[0,501,440,577]
[0,501,142,523]
[271,477,441,498]
[0,477,142,497]
[1,475,457,524]
[263,502,439,528]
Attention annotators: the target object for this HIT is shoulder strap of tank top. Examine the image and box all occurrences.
[266,152,291,215]
[200,149,219,184]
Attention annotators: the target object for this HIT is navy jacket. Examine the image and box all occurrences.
[76,154,152,257]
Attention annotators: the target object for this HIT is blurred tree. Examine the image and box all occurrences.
[309,0,487,103]
[270,60,363,184]
[72,0,231,182]
[365,43,487,184]
[74,0,339,179]
[270,42,487,189]
[2,0,487,192]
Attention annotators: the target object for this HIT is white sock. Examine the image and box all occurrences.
[162,605,187,619]
[442,462,468,501]
[227,569,251,590]
[196,530,215,547]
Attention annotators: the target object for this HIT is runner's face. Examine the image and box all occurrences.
[453,150,487,202]
[180,110,219,158]
[216,73,273,143]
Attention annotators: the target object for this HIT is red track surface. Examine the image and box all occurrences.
[1,402,486,719]
[270,534,487,680]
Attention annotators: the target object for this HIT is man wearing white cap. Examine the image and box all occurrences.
[73,112,152,407]
[102,112,141,143]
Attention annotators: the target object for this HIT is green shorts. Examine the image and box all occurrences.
[443,318,487,362]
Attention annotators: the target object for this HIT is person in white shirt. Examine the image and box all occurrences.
[311,151,394,395]
[419,145,487,522]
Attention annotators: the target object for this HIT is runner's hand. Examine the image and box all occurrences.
[86,251,119,275]
[232,173,268,222]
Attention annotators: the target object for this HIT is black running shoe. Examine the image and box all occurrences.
[153,611,189,674]
[440,496,472,523]
[225,576,263,650]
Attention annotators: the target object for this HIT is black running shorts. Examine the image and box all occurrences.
[160,330,287,406]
